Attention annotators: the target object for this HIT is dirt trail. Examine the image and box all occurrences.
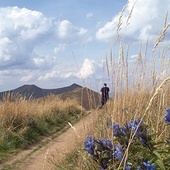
[0,111,98,170]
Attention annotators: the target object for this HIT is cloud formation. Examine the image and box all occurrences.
[96,0,170,43]
[0,0,169,92]
[57,20,87,42]
[78,58,95,79]
[0,6,88,70]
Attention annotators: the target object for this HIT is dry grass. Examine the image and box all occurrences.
[56,2,170,169]
[0,93,85,147]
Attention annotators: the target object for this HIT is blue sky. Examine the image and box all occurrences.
[0,0,170,92]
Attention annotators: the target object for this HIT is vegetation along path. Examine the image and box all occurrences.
[0,110,98,170]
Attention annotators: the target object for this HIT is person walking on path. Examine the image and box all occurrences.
[100,83,110,108]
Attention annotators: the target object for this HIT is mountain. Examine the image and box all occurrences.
[0,83,82,100]
[58,87,100,110]
[0,83,100,110]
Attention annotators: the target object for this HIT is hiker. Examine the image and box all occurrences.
[100,83,110,108]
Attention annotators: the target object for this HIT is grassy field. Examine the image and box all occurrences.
[0,93,86,163]
[55,63,169,170]
[55,3,170,170]
[55,58,170,170]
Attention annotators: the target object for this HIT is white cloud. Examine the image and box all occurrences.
[0,6,89,69]
[96,18,118,41]
[0,70,10,75]
[77,58,102,79]
[57,20,87,42]
[0,7,51,40]
[37,58,103,82]
[78,58,94,78]
[86,12,93,18]
[0,37,12,61]
[38,64,78,81]
[96,0,170,43]
[32,54,58,69]
[20,75,32,82]
[1,1,169,92]
[38,69,61,80]
[54,44,66,54]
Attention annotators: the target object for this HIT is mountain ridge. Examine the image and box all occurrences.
[0,83,100,110]
[0,83,83,100]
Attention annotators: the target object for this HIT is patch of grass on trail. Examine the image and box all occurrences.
[55,146,81,170]
[55,143,98,170]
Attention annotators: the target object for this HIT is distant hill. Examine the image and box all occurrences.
[0,83,82,100]
[0,83,100,110]
[58,87,100,110]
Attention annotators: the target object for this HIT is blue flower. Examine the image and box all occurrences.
[125,164,132,170]
[138,161,156,170]
[131,118,142,131]
[84,136,95,155]
[102,139,113,149]
[94,139,113,158]
[164,108,170,124]
[113,144,123,161]
[143,161,156,170]
[123,122,132,130]
[113,123,121,137]
[113,123,126,138]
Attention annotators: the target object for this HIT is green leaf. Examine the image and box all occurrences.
[153,150,162,160]
[156,159,165,170]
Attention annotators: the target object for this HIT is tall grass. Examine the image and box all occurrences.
[55,2,170,169]
[56,55,169,169]
[0,93,85,162]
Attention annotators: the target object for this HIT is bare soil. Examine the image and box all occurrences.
[0,111,98,170]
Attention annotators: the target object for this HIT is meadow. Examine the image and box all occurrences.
[55,5,170,170]
[55,49,170,169]
[0,93,85,163]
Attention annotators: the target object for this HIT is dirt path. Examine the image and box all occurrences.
[0,111,98,170]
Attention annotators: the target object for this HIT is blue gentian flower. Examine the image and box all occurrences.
[101,139,113,150]
[120,126,127,135]
[113,123,121,137]
[123,122,132,130]
[84,136,95,155]
[113,123,126,138]
[143,161,156,170]
[113,144,123,161]
[94,139,103,152]
[94,138,113,159]
[164,108,170,124]
[125,164,132,170]
[131,118,143,131]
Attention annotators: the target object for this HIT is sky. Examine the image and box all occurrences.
[0,0,170,92]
